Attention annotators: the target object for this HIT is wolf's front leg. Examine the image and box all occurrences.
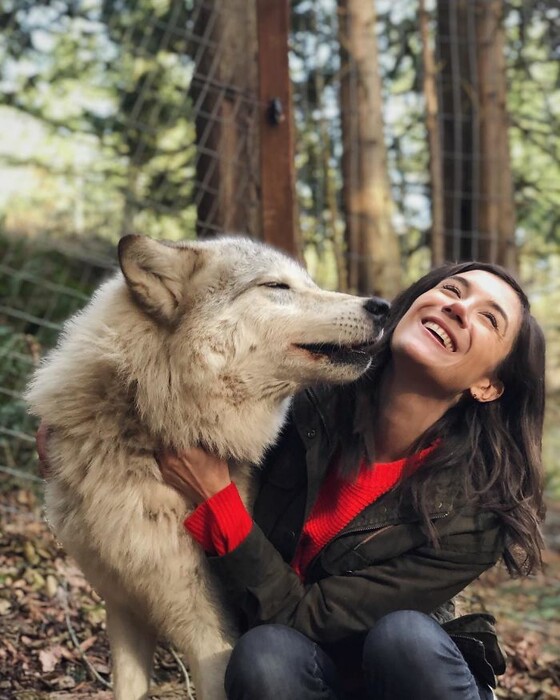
[188,642,233,700]
[159,586,235,700]
[105,598,157,700]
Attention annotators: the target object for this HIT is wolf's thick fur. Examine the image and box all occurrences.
[27,235,381,700]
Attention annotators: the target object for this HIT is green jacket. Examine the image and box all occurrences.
[209,386,506,688]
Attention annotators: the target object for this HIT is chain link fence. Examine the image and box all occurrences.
[0,0,268,477]
[1,0,559,487]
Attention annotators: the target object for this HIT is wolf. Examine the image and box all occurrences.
[26,234,386,700]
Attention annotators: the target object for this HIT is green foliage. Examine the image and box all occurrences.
[0,325,37,473]
[507,1,560,253]
[0,230,113,473]
[0,0,558,488]
[1,1,557,263]
[0,0,198,241]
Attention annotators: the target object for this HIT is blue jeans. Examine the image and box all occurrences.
[224,610,495,700]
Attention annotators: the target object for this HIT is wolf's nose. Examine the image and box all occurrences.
[364,296,390,318]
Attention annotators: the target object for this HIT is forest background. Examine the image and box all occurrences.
[0,0,559,698]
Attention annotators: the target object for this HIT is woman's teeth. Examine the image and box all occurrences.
[423,321,455,351]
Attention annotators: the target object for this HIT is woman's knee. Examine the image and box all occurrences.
[363,611,485,699]
[226,625,294,688]
[363,610,460,669]
[225,624,322,700]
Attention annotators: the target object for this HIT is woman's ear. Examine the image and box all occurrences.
[470,378,504,403]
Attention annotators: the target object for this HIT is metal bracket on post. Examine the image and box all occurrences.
[266,98,285,125]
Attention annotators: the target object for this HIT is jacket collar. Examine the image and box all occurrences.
[292,386,340,519]
[293,385,458,527]
[292,385,340,449]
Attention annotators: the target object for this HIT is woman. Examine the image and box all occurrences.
[159,261,546,700]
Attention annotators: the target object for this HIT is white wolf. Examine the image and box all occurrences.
[26,234,385,700]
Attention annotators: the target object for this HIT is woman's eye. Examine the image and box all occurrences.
[483,312,499,330]
[262,282,291,290]
[442,283,461,297]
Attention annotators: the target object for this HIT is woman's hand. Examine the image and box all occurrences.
[156,447,231,504]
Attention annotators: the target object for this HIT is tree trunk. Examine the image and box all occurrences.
[337,0,402,299]
[419,0,445,267]
[189,0,260,239]
[475,0,517,269]
[256,0,299,257]
[436,0,516,269]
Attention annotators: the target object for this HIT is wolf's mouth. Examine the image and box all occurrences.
[295,341,375,365]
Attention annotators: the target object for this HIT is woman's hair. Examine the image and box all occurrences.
[336,261,546,576]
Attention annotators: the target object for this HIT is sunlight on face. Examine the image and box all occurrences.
[391,270,523,399]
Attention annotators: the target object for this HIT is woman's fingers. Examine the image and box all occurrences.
[156,446,231,503]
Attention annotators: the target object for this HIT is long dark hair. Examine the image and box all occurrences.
[337,262,546,576]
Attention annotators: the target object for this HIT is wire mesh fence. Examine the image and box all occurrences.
[0,0,267,476]
[1,0,559,485]
[0,238,115,476]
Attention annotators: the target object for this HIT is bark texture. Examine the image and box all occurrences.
[190,0,260,238]
[436,0,517,269]
[338,0,402,298]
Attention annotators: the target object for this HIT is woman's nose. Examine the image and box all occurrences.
[442,301,467,327]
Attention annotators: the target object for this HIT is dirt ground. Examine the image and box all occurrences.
[1,479,559,700]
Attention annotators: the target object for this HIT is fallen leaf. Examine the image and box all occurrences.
[54,674,76,689]
[23,541,39,565]
[38,645,65,673]
[44,574,58,598]
[79,635,97,652]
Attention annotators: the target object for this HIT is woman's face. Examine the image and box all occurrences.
[391,270,523,401]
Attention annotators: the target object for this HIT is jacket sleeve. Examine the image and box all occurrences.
[207,518,502,645]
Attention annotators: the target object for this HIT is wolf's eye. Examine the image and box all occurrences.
[262,282,291,290]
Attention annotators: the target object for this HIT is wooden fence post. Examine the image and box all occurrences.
[256,0,299,257]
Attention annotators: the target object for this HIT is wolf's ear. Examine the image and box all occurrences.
[118,235,196,324]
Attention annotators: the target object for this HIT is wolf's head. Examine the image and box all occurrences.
[27,235,388,465]
[119,234,384,384]
[111,234,386,459]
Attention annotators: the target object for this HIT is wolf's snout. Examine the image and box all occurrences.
[363,296,390,319]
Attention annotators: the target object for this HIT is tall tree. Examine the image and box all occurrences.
[475,0,516,268]
[290,0,345,287]
[189,0,260,238]
[0,0,199,240]
[337,0,402,298]
[419,0,445,267]
[101,0,196,237]
[436,0,517,269]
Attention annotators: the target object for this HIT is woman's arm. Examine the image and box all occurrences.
[207,516,502,645]
[157,448,253,555]
[158,448,502,646]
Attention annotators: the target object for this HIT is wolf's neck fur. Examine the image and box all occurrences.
[126,345,293,463]
[29,278,293,465]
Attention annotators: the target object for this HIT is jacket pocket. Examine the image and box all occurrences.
[318,522,426,575]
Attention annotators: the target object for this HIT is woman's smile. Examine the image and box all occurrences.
[391,270,523,397]
[420,318,457,352]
